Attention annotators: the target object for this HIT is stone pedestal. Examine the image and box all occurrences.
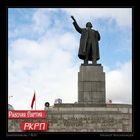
[8,104,132,132]
[78,64,106,104]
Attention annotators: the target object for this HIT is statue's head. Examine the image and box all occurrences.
[86,22,92,28]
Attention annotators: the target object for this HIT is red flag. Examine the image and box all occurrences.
[31,92,36,109]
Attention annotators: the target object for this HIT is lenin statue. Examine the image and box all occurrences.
[71,16,101,64]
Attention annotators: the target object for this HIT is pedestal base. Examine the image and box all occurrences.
[78,64,106,104]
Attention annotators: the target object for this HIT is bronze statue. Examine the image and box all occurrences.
[71,16,100,64]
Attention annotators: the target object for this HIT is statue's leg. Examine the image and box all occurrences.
[84,59,88,64]
[92,45,97,64]
[92,58,97,64]
[84,43,90,64]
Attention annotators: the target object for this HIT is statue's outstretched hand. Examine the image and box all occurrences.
[71,16,76,22]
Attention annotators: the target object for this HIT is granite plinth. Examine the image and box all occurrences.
[78,64,106,104]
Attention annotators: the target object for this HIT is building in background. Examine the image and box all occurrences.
[54,98,62,104]
[8,104,14,110]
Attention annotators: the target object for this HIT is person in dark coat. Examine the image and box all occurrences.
[71,16,100,64]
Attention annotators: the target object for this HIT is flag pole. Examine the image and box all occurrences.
[35,92,36,110]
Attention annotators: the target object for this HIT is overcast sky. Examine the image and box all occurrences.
[8,8,132,110]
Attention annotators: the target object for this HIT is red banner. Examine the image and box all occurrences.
[21,122,49,131]
[8,110,46,119]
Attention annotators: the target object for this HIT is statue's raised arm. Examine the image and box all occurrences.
[71,16,76,22]
[71,16,82,34]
